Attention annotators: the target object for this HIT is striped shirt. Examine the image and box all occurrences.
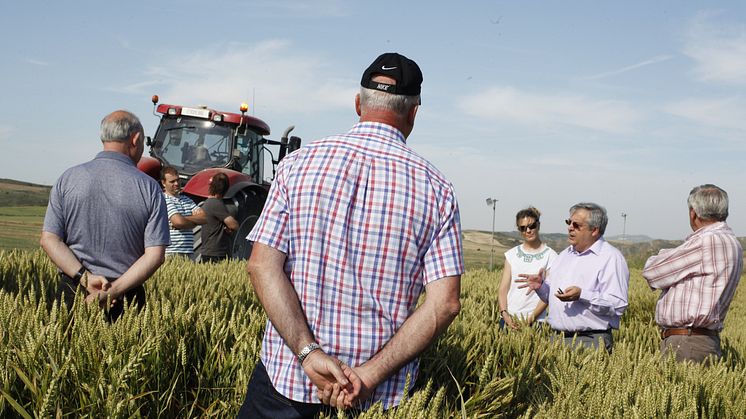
[164,193,198,254]
[643,222,743,331]
[247,122,464,409]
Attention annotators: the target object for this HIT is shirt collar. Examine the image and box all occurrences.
[348,121,406,145]
[570,236,605,255]
[687,221,727,239]
[94,151,136,167]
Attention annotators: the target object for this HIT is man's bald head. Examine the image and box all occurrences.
[101,110,143,143]
[100,110,145,163]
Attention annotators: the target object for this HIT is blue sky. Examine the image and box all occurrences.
[1,1,745,239]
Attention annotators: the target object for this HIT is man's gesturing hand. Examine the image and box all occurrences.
[515,267,545,294]
[556,285,581,301]
[303,350,361,408]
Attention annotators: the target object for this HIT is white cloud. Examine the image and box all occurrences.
[584,55,673,80]
[664,97,746,132]
[457,86,642,134]
[24,58,49,66]
[115,40,356,115]
[684,12,746,85]
[411,143,698,240]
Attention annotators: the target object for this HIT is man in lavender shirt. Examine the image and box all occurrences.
[518,202,629,352]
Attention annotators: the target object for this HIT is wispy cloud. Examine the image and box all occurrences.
[684,12,746,85]
[24,58,49,66]
[664,96,746,132]
[584,55,673,80]
[112,40,356,114]
[457,86,642,134]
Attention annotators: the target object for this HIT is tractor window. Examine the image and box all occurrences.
[235,128,263,181]
[152,118,232,175]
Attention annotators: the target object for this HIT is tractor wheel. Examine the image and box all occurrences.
[230,188,265,260]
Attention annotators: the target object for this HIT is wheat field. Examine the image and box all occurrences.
[1,249,745,418]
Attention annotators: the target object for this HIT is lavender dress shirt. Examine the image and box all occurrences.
[537,237,629,331]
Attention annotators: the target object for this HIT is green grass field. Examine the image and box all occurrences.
[0,206,46,250]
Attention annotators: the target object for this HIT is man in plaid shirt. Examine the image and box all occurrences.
[238,53,463,417]
[643,184,743,364]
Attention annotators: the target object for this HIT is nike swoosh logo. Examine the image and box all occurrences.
[381,65,397,70]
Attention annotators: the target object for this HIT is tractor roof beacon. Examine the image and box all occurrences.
[137,95,301,260]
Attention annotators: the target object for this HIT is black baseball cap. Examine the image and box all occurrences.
[361,52,423,96]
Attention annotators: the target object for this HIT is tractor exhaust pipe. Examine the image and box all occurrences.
[278,125,295,161]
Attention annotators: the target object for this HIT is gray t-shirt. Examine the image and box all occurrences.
[200,197,234,257]
[43,151,170,279]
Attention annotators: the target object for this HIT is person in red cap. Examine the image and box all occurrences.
[238,53,464,417]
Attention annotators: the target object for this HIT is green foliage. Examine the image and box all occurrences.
[1,251,745,417]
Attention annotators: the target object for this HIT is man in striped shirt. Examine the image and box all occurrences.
[643,184,743,364]
[161,166,206,259]
[239,53,463,417]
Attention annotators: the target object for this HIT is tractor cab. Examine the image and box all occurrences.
[147,99,271,185]
[138,96,302,259]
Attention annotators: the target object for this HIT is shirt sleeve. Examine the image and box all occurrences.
[144,184,171,248]
[247,157,291,253]
[185,196,198,214]
[422,185,464,284]
[42,177,66,238]
[535,263,551,302]
[642,236,703,290]
[579,249,629,317]
[165,196,179,220]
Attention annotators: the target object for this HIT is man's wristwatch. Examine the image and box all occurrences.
[73,266,87,287]
[297,342,322,364]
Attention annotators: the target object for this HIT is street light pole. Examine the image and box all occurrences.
[621,212,627,242]
[486,198,497,270]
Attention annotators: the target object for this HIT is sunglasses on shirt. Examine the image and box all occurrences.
[518,222,539,233]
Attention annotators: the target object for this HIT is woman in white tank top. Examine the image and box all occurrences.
[498,207,557,329]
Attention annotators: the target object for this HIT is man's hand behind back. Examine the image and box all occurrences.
[83,274,119,307]
[303,350,362,408]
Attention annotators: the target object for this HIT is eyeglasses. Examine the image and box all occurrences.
[565,219,585,230]
[518,222,539,232]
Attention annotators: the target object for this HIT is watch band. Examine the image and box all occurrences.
[297,342,322,364]
[73,266,87,284]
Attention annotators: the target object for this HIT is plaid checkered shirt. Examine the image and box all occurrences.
[247,122,464,409]
[643,222,743,330]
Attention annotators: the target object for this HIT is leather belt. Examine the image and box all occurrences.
[661,328,719,339]
[555,329,611,338]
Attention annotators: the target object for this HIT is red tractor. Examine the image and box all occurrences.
[137,95,301,259]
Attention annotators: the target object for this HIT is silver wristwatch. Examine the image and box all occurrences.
[297,342,322,364]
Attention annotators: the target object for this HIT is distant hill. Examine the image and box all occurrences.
[0,178,51,207]
[464,230,687,269]
[605,234,654,243]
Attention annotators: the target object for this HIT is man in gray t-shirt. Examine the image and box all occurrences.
[41,110,170,321]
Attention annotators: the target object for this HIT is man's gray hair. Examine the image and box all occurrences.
[100,110,143,143]
[360,87,420,117]
[570,202,608,235]
[688,184,728,221]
